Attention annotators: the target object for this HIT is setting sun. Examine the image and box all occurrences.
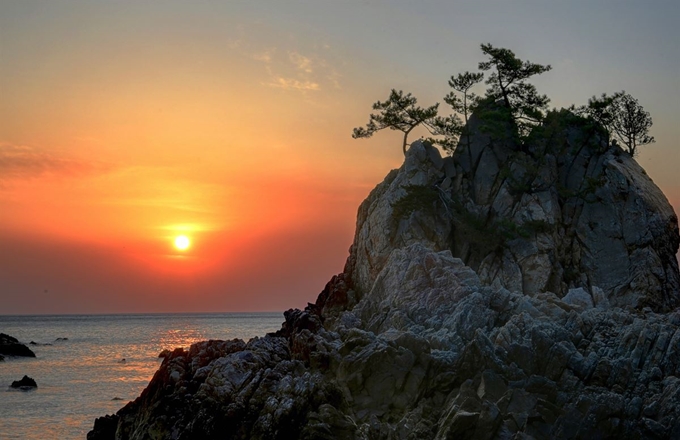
[174,235,191,251]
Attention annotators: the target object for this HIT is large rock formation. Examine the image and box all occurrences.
[447,110,679,311]
[89,113,680,440]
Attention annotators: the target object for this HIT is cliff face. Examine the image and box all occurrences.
[345,114,679,313]
[447,111,679,311]
[90,117,680,440]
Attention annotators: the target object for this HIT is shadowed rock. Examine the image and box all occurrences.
[11,375,37,389]
[448,110,679,311]
[0,333,36,358]
[158,349,172,358]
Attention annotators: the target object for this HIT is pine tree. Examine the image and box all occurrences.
[352,89,439,155]
[478,44,552,138]
[443,71,484,150]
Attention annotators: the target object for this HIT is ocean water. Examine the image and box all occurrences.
[0,313,284,439]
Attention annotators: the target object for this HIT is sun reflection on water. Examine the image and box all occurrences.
[0,313,284,440]
[158,327,206,351]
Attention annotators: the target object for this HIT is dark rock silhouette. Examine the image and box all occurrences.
[87,415,118,440]
[158,349,172,358]
[11,375,37,389]
[0,333,36,358]
[89,113,680,439]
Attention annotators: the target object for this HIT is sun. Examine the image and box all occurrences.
[174,235,191,251]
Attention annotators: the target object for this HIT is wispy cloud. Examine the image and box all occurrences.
[289,52,313,73]
[0,143,111,182]
[225,21,342,93]
[265,75,320,91]
[251,50,274,63]
[247,46,340,93]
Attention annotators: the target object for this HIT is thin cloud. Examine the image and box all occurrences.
[289,52,313,73]
[226,21,342,93]
[248,46,339,92]
[251,49,274,63]
[265,76,320,91]
[0,143,111,182]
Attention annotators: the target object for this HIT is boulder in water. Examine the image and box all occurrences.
[29,341,52,346]
[10,375,37,389]
[0,333,36,358]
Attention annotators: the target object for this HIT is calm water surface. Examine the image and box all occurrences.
[0,313,284,439]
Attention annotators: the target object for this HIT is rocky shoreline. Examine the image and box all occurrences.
[89,112,680,439]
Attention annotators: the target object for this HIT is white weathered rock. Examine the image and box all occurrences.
[346,140,451,296]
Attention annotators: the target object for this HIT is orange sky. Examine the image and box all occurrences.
[1,2,678,314]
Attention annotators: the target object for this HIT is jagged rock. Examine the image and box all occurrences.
[562,287,594,310]
[0,333,36,358]
[11,375,37,389]
[158,349,172,358]
[89,111,680,439]
[345,140,452,297]
[90,243,680,439]
[449,110,679,311]
[87,415,118,440]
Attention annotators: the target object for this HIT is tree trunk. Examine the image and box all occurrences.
[402,131,409,156]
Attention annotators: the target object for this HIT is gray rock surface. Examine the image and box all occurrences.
[89,114,680,440]
[345,140,452,297]
[448,111,679,311]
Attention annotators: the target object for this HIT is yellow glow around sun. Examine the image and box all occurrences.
[174,235,191,251]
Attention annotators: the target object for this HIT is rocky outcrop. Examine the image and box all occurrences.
[158,349,172,358]
[345,142,452,297]
[448,110,680,312]
[0,333,36,358]
[89,113,680,439]
[10,375,37,389]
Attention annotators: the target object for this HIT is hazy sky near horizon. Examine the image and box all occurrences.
[1,0,678,314]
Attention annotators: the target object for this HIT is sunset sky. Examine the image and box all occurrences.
[1,1,678,314]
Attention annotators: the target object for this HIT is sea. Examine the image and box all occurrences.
[0,312,285,439]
